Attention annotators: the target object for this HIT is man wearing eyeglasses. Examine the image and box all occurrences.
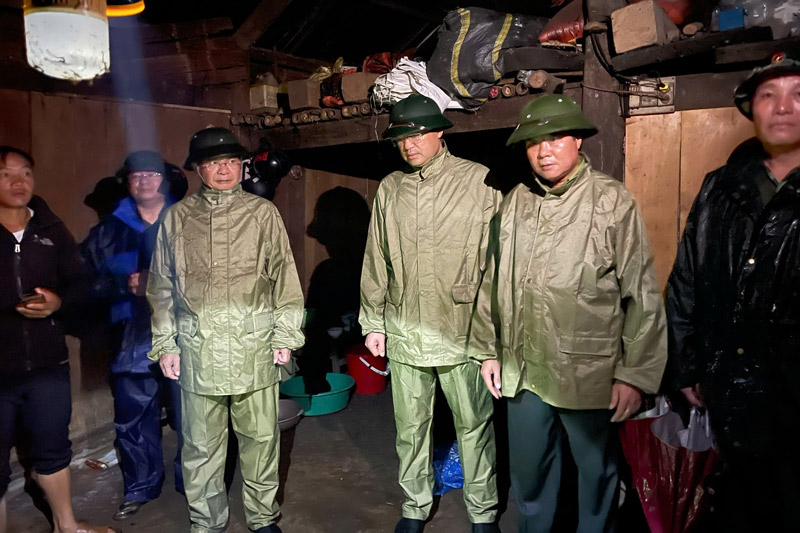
[147,128,304,533]
[360,94,502,533]
[82,150,188,521]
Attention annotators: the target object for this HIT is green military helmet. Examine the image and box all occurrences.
[184,127,248,170]
[734,50,800,119]
[383,94,453,139]
[506,94,598,146]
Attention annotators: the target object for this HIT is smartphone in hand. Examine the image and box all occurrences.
[20,291,46,304]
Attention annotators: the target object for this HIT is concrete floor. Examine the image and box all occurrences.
[5,385,522,533]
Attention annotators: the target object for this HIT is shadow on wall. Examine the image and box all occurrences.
[299,187,371,395]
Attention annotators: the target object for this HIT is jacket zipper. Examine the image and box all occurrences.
[14,242,33,371]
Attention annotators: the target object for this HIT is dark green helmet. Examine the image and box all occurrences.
[184,127,247,170]
[734,50,800,119]
[506,95,597,146]
[383,94,453,139]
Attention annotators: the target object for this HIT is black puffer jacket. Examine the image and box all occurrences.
[0,195,86,374]
[667,139,800,455]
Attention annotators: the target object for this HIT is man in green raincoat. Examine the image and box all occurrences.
[147,127,304,533]
[360,94,502,533]
[470,95,667,532]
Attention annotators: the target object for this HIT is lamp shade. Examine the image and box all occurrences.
[107,0,145,17]
[24,0,110,81]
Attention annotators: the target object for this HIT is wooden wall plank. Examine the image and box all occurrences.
[625,112,682,290]
[0,88,30,150]
[30,93,80,237]
[678,108,754,233]
[71,97,118,237]
[272,168,307,294]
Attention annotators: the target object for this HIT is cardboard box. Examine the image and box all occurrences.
[249,82,279,113]
[611,0,680,54]
[341,72,380,103]
[287,79,321,110]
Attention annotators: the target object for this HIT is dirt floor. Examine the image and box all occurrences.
[5,384,521,533]
[5,380,650,533]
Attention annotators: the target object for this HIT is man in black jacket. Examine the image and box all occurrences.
[667,51,800,531]
[0,146,113,533]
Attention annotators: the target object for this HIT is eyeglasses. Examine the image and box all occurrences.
[128,172,162,183]
[391,133,426,148]
[201,158,242,170]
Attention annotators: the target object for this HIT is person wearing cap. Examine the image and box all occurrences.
[147,127,304,533]
[359,94,502,533]
[469,94,667,532]
[667,51,800,531]
[82,150,189,520]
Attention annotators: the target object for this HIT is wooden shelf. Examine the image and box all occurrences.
[610,26,773,72]
[252,87,581,150]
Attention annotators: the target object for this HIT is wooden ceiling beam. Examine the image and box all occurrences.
[109,17,234,45]
[249,45,331,74]
[234,0,295,51]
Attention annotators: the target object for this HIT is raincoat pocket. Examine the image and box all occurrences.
[176,314,201,369]
[558,334,617,357]
[244,311,275,333]
[452,283,478,339]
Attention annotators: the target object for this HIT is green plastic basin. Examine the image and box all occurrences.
[279,373,355,416]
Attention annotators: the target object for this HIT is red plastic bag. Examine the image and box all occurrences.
[619,399,722,533]
[539,0,583,43]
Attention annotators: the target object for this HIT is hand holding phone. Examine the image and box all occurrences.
[16,288,61,318]
[20,291,46,304]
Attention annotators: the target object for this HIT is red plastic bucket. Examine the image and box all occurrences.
[346,343,389,395]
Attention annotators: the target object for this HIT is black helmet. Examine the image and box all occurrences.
[184,127,247,170]
[383,94,453,139]
[734,50,800,119]
[122,150,166,176]
[117,151,188,204]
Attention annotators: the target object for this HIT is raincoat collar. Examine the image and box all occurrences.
[199,183,243,203]
[534,155,589,197]
[111,196,149,233]
[416,141,450,181]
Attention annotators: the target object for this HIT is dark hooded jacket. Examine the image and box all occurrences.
[0,195,86,374]
[82,196,175,374]
[667,138,800,455]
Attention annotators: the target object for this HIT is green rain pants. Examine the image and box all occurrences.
[181,384,280,533]
[390,360,498,524]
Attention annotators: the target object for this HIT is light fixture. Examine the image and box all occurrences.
[107,0,145,17]
[24,0,110,81]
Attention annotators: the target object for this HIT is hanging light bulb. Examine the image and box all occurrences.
[24,0,110,81]
[106,0,145,17]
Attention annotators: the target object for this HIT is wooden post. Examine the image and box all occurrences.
[581,0,627,180]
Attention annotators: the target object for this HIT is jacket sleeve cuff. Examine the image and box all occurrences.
[148,343,180,362]
[613,367,660,395]
[271,330,306,352]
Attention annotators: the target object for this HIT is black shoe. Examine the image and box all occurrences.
[472,523,500,533]
[112,500,145,521]
[252,525,282,533]
[395,517,425,533]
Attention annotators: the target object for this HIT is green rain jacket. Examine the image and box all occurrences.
[147,184,305,396]
[469,162,667,409]
[359,144,502,366]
